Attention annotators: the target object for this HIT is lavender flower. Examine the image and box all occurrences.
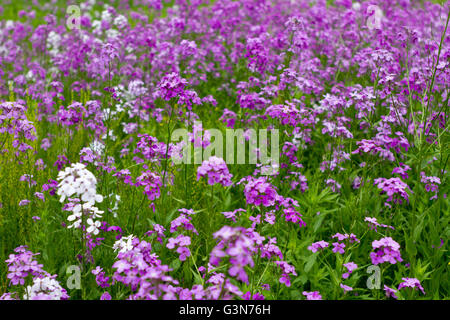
[308,241,329,253]
[370,237,403,265]
[197,156,233,187]
[303,291,322,300]
[398,278,425,295]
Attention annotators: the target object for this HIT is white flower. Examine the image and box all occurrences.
[92,20,102,36]
[113,15,128,28]
[26,70,35,81]
[106,28,120,40]
[108,193,120,218]
[89,140,105,156]
[101,9,112,23]
[101,129,117,142]
[80,0,96,11]
[24,277,68,300]
[86,218,102,235]
[57,163,101,205]
[46,31,61,57]
[57,163,105,233]
[113,235,135,253]
[352,2,361,11]
[66,202,103,233]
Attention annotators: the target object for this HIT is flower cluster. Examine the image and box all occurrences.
[0,102,37,156]
[374,177,411,207]
[170,209,198,235]
[365,217,394,231]
[56,163,103,204]
[308,241,329,253]
[241,176,278,207]
[275,261,297,287]
[56,163,104,235]
[370,237,403,265]
[24,276,69,300]
[209,226,256,284]
[2,246,68,300]
[135,170,162,204]
[303,291,322,300]
[197,156,233,187]
[166,234,192,261]
[342,262,358,279]
[420,172,441,200]
[398,277,425,295]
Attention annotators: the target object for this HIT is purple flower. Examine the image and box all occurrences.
[155,72,188,101]
[308,241,329,253]
[170,209,198,234]
[145,224,166,244]
[210,226,256,284]
[374,177,412,207]
[242,176,278,207]
[342,262,358,279]
[166,235,192,261]
[384,285,398,299]
[242,291,265,300]
[282,207,306,228]
[370,237,403,265]
[197,156,233,187]
[364,217,394,231]
[332,242,346,254]
[221,208,246,223]
[352,176,362,189]
[219,109,237,128]
[275,261,297,287]
[392,163,411,180]
[135,170,162,203]
[420,172,441,200]
[398,278,425,295]
[332,233,349,241]
[340,283,353,292]
[100,292,111,300]
[19,199,30,206]
[92,266,110,288]
[34,192,45,202]
[303,291,322,300]
[4,246,49,286]
[325,179,341,192]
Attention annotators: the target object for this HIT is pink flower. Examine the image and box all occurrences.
[308,241,329,253]
[242,176,278,207]
[303,291,322,300]
[332,242,346,254]
[197,156,233,187]
[398,277,425,295]
[370,237,403,265]
[384,285,398,299]
[19,199,30,206]
[340,283,353,292]
[342,262,358,279]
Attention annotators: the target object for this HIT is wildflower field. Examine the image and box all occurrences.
[0,0,448,301]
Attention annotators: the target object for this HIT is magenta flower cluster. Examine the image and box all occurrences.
[197,156,233,187]
[370,237,403,265]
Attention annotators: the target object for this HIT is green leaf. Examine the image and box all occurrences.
[169,258,181,271]
[405,234,417,257]
[313,212,327,233]
[305,252,318,273]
